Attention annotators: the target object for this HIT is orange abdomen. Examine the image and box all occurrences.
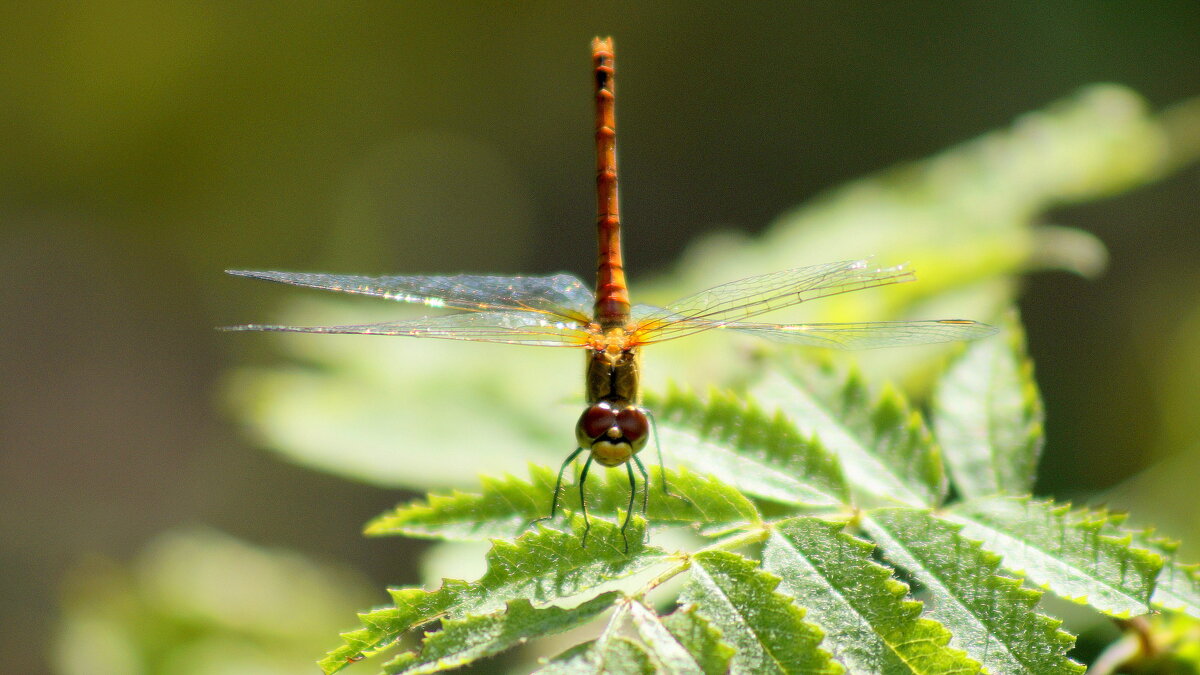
[591,37,630,328]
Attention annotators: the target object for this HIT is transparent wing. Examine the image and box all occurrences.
[720,319,998,349]
[226,270,595,322]
[630,259,916,344]
[221,310,594,347]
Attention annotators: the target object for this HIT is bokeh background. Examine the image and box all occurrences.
[3,3,1199,673]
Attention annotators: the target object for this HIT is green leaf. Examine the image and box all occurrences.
[366,464,759,541]
[629,601,734,675]
[946,496,1163,617]
[1154,561,1200,619]
[320,517,664,672]
[537,635,658,674]
[649,387,848,507]
[681,551,842,674]
[225,329,576,490]
[763,516,978,674]
[661,608,738,675]
[383,593,620,674]
[752,368,944,507]
[863,508,1083,674]
[1133,529,1200,618]
[932,317,1042,497]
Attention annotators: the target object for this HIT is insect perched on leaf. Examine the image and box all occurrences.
[225,37,996,552]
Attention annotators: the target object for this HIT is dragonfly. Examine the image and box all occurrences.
[226,37,996,550]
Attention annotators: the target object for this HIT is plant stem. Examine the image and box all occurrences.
[636,525,771,597]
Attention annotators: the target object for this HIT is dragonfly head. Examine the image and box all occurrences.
[576,399,649,467]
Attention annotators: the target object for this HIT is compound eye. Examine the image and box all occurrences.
[616,407,649,444]
[578,403,617,441]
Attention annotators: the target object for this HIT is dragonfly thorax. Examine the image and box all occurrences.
[575,399,648,467]
[587,325,634,355]
[584,343,640,405]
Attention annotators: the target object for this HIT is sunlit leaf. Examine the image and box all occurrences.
[681,551,841,674]
[697,84,1161,290]
[320,517,664,672]
[946,496,1163,617]
[863,509,1083,674]
[763,516,978,674]
[650,87,1179,389]
[649,387,848,507]
[1133,529,1200,619]
[383,593,620,674]
[366,464,759,541]
[629,601,734,675]
[932,317,1042,497]
[752,368,944,506]
[225,328,577,489]
[537,635,658,674]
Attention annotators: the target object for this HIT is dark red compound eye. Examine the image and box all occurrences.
[578,403,617,441]
[616,407,648,443]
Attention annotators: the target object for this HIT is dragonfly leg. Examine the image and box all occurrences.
[635,456,652,548]
[621,460,639,554]
[578,454,595,548]
[645,409,689,504]
[532,446,585,527]
[633,456,649,516]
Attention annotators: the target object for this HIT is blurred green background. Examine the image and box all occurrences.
[3,3,1199,673]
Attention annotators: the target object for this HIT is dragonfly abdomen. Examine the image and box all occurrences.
[592,37,631,328]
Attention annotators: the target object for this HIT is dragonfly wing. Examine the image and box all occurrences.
[631,259,916,343]
[226,270,595,321]
[722,319,998,350]
[222,310,594,347]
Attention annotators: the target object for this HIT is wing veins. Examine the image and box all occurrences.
[221,309,593,347]
[632,261,916,344]
[225,270,595,323]
[726,319,997,349]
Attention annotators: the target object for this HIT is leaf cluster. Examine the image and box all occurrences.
[320,318,1200,674]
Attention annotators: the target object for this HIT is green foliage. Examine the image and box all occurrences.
[538,635,658,674]
[628,602,734,675]
[946,497,1162,617]
[649,387,848,507]
[320,517,663,672]
[752,367,945,506]
[681,551,840,673]
[311,317,1200,673]
[932,314,1043,497]
[382,594,620,675]
[763,516,977,674]
[1134,530,1200,618]
[863,509,1082,674]
[221,87,1200,673]
[365,464,759,541]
